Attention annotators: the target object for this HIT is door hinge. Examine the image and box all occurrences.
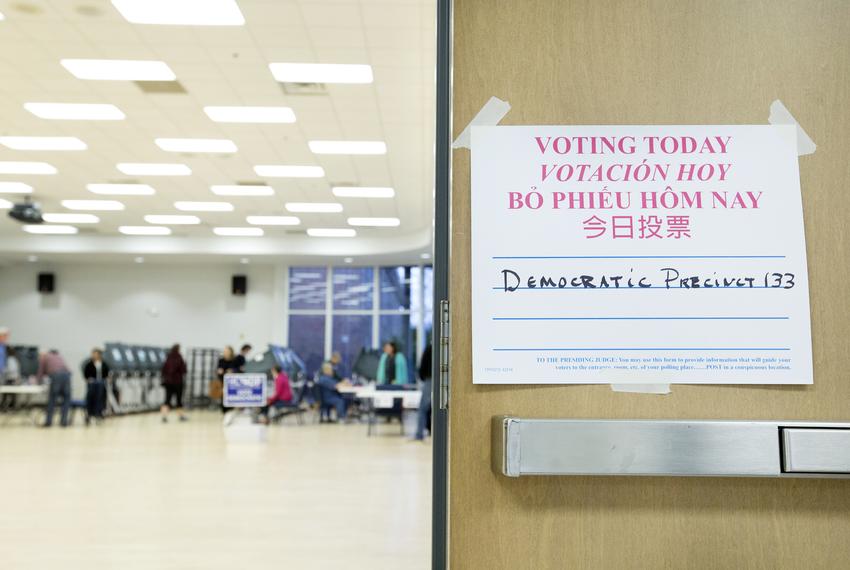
[438,299,450,410]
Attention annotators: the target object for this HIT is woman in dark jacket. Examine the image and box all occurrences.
[160,344,187,423]
[82,348,111,424]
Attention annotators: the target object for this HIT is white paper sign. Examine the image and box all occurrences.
[471,125,812,385]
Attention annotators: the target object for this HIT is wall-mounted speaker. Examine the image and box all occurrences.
[232,274,247,296]
[38,272,55,294]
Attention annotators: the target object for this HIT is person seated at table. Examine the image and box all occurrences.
[317,361,350,423]
[258,365,293,423]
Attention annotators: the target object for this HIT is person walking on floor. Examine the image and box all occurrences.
[160,344,188,423]
[413,344,433,441]
[82,348,111,425]
[38,349,72,428]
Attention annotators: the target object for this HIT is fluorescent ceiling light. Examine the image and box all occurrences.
[24,102,125,121]
[0,182,33,194]
[61,59,176,81]
[155,138,237,153]
[0,162,57,175]
[62,199,125,211]
[117,163,191,176]
[87,183,155,196]
[421,253,432,260]
[269,63,373,84]
[332,186,394,198]
[111,0,245,26]
[204,106,295,124]
[213,227,264,237]
[254,165,324,178]
[23,225,78,235]
[246,215,300,226]
[144,214,200,225]
[175,201,233,212]
[347,217,401,227]
[43,213,100,224]
[211,185,274,197]
[307,228,357,238]
[0,198,12,209]
[309,140,386,155]
[119,226,172,236]
[0,136,87,151]
[285,202,343,213]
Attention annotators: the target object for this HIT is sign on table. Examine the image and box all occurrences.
[223,373,267,407]
[471,125,811,385]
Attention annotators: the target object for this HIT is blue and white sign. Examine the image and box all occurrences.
[223,373,267,407]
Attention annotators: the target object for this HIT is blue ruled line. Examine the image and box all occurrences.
[492,255,786,260]
[492,347,791,352]
[491,286,775,290]
[492,316,789,321]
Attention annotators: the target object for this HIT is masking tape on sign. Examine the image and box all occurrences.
[768,99,816,156]
[452,96,511,149]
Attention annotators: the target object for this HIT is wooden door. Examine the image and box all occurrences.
[448,1,850,568]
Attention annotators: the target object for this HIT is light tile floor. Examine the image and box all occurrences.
[0,411,431,569]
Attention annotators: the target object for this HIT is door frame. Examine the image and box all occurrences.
[431,0,452,568]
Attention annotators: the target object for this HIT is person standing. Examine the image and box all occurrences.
[160,344,188,423]
[82,348,111,424]
[376,341,409,385]
[1,346,21,410]
[38,349,72,428]
[413,344,433,441]
[233,343,252,372]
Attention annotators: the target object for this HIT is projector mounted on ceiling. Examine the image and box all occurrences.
[7,198,43,224]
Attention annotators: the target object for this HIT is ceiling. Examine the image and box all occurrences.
[0,0,436,263]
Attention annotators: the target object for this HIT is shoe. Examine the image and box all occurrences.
[161,416,167,423]
[179,416,188,422]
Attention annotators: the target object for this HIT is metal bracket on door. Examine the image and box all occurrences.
[494,417,850,478]
[438,299,450,410]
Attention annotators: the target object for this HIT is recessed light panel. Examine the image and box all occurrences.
[254,165,324,178]
[155,138,237,153]
[62,199,125,211]
[111,0,245,26]
[307,228,357,238]
[308,140,386,155]
[23,225,78,235]
[175,201,233,212]
[246,216,300,226]
[24,102,125,121]
[269,63,373,84]
[0,162,57,175]
[61,59,177,81]
[347,217,401,227]
[117,163,191,176]
[204,106,296,124]
[332,186,394,198]
[211,185,274,197]
[87,183,155,196]
[285,202,343,213]
[144,214,200,225]
[0,182,33,194]
[213,227,264,237]
[43,213,100,224]
[0,136,87,151]
[119,226,172,236]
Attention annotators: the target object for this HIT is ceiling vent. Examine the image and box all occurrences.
[135,81,188,94]
[280,82,328,96]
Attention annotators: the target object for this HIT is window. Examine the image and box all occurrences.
[332,315,372,378]
[287,314,325,377]
[286,264,433,383]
